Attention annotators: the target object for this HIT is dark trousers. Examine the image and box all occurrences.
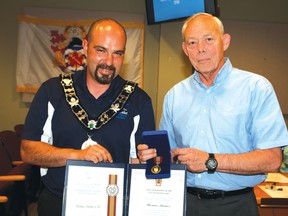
[186,190,259,216]
[38,186,62,216]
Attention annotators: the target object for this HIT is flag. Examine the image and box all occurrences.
[16,7,144,101]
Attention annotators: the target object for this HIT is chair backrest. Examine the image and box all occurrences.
[0,130,22,162]
[0,138,29,216]
[14,124,24,139]
[0,141,13,175]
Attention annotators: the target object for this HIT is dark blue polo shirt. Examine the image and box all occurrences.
[22,71,155,198]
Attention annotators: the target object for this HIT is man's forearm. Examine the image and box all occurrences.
[216,147,282,174]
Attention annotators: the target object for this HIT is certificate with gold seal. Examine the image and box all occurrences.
[62,160,126,216]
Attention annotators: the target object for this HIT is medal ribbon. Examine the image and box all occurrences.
[107,174,118,216]
[60,73,136,131]
[153,156,163,165]
[151,156,163,174]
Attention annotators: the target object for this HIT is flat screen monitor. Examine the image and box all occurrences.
[145,0,220,25]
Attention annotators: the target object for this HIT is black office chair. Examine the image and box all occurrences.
[0,195,8,216]
[14,124,24,140]
[0,140,29,216]
[0,129,41,204]
[0,130,23,165]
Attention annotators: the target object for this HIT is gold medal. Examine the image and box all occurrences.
[151,165,161,174]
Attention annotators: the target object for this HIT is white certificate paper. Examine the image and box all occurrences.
[62,161,125,216]
[128,165,186,216]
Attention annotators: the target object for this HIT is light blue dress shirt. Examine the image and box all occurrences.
[160,58,288,190]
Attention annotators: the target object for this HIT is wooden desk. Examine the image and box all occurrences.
[254,173,288,216]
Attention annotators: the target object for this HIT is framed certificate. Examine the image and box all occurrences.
[62,160,186,216]
[127,164,186,216]
[62,160,126,216]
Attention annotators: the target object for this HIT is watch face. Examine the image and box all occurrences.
[207,159,217,169]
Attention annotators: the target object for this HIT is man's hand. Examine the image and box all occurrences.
[80,144,113,163]
[137,144,157,163]
[172,148,208,173]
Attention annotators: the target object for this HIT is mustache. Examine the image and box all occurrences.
[97,64,116,71]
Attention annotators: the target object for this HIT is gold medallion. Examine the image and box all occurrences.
[151,164,161,174]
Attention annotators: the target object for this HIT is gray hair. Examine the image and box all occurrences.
[181,13,224,41]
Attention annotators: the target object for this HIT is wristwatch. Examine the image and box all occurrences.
[205,153,218,174]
